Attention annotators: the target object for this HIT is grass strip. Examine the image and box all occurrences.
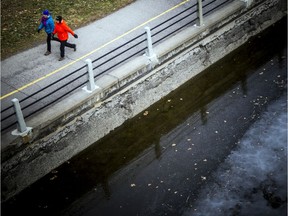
[1,0,135,60]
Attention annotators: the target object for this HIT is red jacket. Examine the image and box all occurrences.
[53,20,75,41]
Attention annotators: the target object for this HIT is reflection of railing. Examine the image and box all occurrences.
[1,0,233,134]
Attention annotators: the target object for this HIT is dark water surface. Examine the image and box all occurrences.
[2,18,287,216]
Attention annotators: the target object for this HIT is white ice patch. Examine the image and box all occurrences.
[184,94,287,216]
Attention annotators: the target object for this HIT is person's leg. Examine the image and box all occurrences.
[51,35,61,42]
[65,41,76,51]
[59,40,66,61]
[45,33,52,55]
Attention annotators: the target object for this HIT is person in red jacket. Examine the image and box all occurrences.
[52,15,78,61]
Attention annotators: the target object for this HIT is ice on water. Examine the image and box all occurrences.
[184,94,287,216]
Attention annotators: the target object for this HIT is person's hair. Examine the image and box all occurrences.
[56,15,62,22]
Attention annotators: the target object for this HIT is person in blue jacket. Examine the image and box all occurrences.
[38,9,55,56]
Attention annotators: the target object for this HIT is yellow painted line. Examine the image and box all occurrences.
[1,0,190,100]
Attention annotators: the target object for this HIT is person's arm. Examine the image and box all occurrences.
[38,22,44,32]
[49,19,55,33]
[65,24,75,36]
[52,25,57,34]
[64,24,78,38]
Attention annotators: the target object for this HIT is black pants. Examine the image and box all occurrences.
[59,40,75,57]
[51,36,75,57]
[47,33,52,52]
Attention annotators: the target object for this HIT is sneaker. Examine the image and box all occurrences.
[44,51,51,56]
[74,45,76,52]
[58,57,65,61]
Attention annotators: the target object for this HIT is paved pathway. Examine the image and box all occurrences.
[1,0,193,136]
[1,0,190,102]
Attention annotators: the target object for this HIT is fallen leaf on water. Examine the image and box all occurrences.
[50,175,57,181]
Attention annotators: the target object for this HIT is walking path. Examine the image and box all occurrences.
[1,0,190,102]
[1,0,193,151]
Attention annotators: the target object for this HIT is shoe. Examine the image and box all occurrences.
[44,51,51,56]
[58,57,65,61]
[74,45,76,52]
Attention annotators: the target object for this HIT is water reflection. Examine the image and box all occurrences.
[240,73,248,97]
[200,105,208,125]
[101,176,111,200]
[154,141,162,159]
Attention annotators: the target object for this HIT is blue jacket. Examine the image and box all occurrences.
[38,15,54,34]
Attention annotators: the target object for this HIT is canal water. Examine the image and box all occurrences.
[2,18,287,216]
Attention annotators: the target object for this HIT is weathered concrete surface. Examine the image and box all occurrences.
[1,0,286,201]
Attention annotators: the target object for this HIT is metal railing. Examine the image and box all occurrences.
[1,0,233,134]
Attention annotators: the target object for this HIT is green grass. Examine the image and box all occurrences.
[1,0,135,60]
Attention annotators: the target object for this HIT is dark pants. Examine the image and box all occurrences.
[51,36,76,57]
[47,33,52,52]
[59,40,75,57]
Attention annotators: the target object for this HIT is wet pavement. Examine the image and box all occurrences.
[2,18,287,216]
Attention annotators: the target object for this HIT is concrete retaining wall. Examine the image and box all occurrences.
[1,0,286,201]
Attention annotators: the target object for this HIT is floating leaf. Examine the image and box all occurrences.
[50,175,57,181]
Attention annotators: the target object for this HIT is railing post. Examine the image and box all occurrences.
[145,26,154,58]
[11,98,32,137]
[144,26,159,67]
[197,0,204,26]
[83,58,99,93]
